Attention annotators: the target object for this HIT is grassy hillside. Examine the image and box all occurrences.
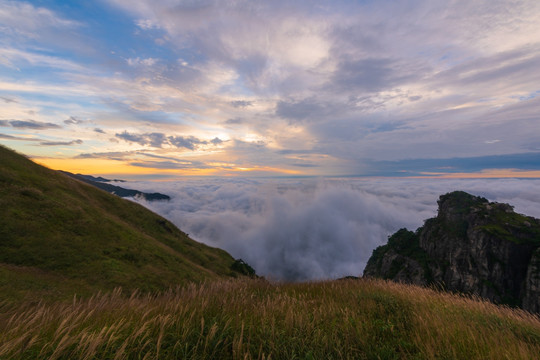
[1,278,539,359]
[0,145,245,302]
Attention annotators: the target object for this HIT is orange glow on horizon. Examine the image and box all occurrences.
[34,157,157,176]
[34,157,304,177]
[33,157,540,179]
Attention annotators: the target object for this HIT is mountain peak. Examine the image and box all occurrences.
[438,190,488,209]
[364,191,540,313]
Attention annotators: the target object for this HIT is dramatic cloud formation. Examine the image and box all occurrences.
[0,0,539,177]
[130,178,540,280]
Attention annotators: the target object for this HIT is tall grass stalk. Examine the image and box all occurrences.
[1,278,539,359]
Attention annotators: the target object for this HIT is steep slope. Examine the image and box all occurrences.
[364,191,540,312]
[0,145,248,301]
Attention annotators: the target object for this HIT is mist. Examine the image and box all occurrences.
[128,178,540,281]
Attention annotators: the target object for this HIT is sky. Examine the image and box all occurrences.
[1,0,540,178]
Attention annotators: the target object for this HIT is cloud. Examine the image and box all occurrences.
[277,149,318,155]
[0,0,80,38]
[275,98,326,122]
[0,47,85,72]
[0,133,81,145]
[64,116,83,125]
[39,139,83,146]
[0,96,17,103]
[74,150,215,169]
[94,128,105,134]
[107,0,333,92]
[290,163,318,168]
[275,96,364,124]
[224,118,244,125]
[130,159,208,170]
[130,177,540,281]
[230,100,253,108]
[362,152,540,177]
[135,19,160,30]
[0,133,38,141]
[210,137,223,145]
[168,135,205,150]
[75,151,134,160]
[116,131,167,147]
[429,45,540,98]
[126,57,159,67]
[330,58,420,93]
[3,119,60,129]
[115,131,223,150]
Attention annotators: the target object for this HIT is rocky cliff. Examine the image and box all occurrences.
[364,191,540,312]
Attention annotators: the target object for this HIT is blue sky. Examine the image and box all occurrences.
[1,0,539,178]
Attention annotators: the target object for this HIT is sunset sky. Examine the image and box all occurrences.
[1,0,539,179]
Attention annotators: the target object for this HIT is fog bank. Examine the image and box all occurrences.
[129,178,540,281]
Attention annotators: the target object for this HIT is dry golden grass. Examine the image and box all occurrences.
[0,278,539,359]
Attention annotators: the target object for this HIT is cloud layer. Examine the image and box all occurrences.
[1,0,539,177]
[130,178,540,281]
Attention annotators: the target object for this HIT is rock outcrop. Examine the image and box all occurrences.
[364,191,540,312]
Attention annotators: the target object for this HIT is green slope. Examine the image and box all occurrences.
[0,145,246,301]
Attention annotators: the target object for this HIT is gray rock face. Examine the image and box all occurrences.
[523,249,540,313]
[364,191,540,312]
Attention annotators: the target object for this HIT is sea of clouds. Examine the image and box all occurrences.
[127,178,540,281]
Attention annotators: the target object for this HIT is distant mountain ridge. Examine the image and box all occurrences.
[69,173,126,183]
[0,145,250,301]
[364,191,540,313]
[59,171,170,201]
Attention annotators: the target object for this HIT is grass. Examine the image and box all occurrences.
[1,278,539,359]
[0,145,245,303]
